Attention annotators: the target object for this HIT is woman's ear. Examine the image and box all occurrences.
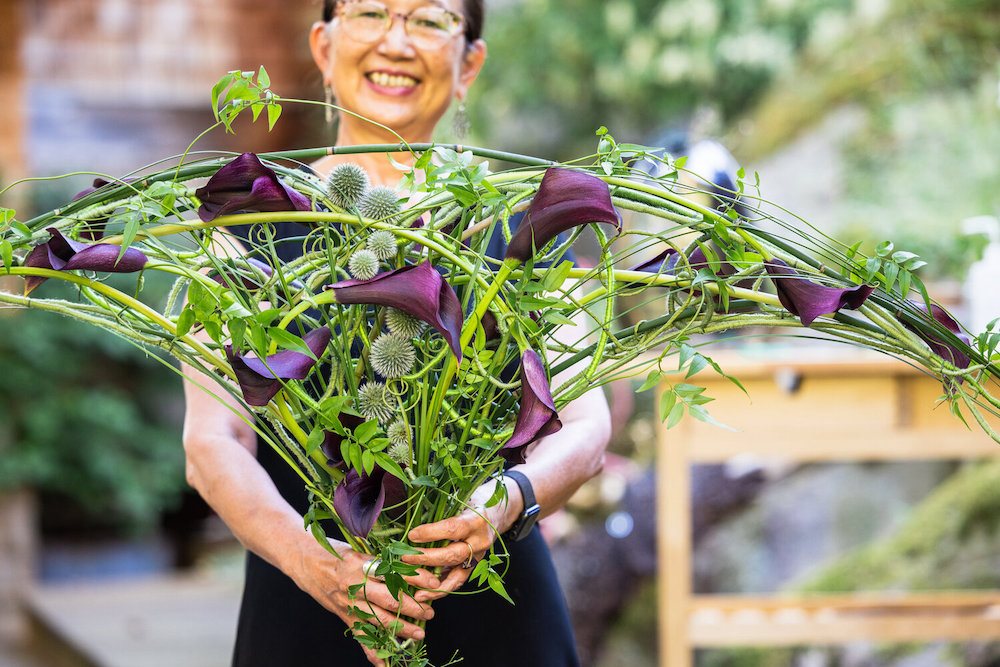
[309,20,333,80]
[456,39,487,100]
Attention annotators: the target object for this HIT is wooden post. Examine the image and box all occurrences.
[657,388,692,667]
[0,0,27,206]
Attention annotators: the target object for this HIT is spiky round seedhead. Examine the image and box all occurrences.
[358,185,402,222]
[348,249,380,280]
[367,230,397,260]
[385,308,427,338]
[387,420,411,448]
[356,382,396,425]
[388,441,411,466]
[370,333,415,379]
[326,162,370,210]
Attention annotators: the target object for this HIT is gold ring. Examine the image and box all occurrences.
[460,541,475,569]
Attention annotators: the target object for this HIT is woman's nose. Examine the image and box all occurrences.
[378,13,417,55]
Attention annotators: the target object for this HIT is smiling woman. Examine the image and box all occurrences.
[179,1,607,666]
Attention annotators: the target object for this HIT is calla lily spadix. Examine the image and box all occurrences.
[23,228,148,294]
[327,261,464,361]
[505,167,621,264]
[195,152,311,223]
[334,465,407,539]
[225,326,331,406]
[764,259,875,326]
[501,349,562,464]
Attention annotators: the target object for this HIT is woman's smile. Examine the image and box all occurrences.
[365,70,421,95]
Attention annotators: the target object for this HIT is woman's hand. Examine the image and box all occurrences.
[403,478,522,603]
[289,538,442,667]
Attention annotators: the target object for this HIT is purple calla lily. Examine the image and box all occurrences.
[334,466,407,538]
[225,326,331,406]
[23,228,148,294]
[327,261,464,360]
[764,259,875,326]
[320,413,367,469]
[501,349,563,464]
[904,302,971,370]
[505,168,620,263]
[195,153,312,222]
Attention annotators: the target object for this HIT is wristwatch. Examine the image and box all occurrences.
[502,469,541,542]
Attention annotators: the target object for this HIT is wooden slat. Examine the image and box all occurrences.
[656,348,1000,665]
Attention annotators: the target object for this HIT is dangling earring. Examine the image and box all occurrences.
[452,99,470,140]
[324,84,335,128]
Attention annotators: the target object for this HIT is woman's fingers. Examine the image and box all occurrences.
[415,565,472,603]
[402,538,477,567]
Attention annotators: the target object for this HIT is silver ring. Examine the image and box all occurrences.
[364,557,385,582]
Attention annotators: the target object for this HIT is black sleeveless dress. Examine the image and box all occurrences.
[229,220,580,666]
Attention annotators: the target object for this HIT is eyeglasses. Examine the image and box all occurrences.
[334,1,465,50]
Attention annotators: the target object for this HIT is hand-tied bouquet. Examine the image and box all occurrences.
[2,72,999,665]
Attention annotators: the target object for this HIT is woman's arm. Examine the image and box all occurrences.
[181,356,440,666]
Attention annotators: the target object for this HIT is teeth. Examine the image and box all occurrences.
[368,72,418,88]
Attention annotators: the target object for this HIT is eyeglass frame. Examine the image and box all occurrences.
[332,0,467,49]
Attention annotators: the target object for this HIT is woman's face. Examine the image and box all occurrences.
[311,0,486,141]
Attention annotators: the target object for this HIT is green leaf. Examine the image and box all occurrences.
[488,574,514,605]
[638,369,663,393]
[899,269,912,298]
[387,541,423,556]
[666,402,686,429]
[659,389,677,423]
[882,262,899,291]
[175,307,196,337]
[211,73,235,114]
[685,354,709,379]
[304,428,325,456]
[267,327,318,359]
[542,310,576,326]
[353,420,379,444]
[0,240,12,270]
[11,221,30,239]
[688,405,735,431]
[257,66,270,88]
[267,103,282,131]
[541,260,574,292]
[875,241,894,257]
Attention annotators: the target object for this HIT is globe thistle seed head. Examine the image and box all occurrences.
[385,308,427,338]
[356,382,396,425]
[370,332,416,379]
[367,230,397,260]
[326,162,370,210]
[358,185,402,222]
[348,248,380,280]
[388,441,411,466]
[387,420,411,448]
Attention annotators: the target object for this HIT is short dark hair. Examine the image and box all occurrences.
[322,0,484,43]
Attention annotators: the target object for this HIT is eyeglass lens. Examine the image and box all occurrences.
[339,2,461,49]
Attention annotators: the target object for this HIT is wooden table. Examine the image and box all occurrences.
[655,346,1000,666]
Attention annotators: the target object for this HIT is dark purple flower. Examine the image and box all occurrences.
[904,302,971,370]
[195,153,311,222]
[505,168,620,263]
[320,413,367,469]
[501,349,562,464]
[327,261,464,360]
[225,326,331,406]
[334,466,407,538]
[23,228,148,294]
[764,259,874,326]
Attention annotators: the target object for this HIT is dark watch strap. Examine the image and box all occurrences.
[502,469,541,542]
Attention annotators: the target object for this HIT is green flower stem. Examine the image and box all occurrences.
[5,267,225,373]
